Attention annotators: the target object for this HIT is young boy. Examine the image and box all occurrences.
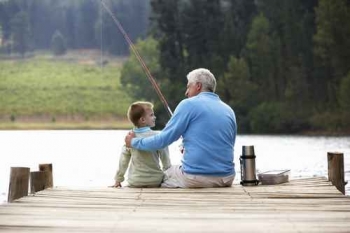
[112,101,171,188]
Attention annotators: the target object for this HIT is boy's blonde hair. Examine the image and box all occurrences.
[127,101,154,127]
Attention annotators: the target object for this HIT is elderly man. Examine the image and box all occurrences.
[125,68,237,188]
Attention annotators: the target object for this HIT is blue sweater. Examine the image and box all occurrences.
[131,92,237,176]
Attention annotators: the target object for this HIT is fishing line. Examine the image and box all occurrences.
[99,0,173,117]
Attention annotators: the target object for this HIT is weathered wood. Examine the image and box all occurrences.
[327,152,346,194]
[39,163,53,188]
[1,177,350,232]
[7,167,30,202]
[30,171,47,194]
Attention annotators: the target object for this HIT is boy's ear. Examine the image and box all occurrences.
[139,117,145,124]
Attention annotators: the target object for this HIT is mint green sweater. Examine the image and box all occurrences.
[114,127,171,187]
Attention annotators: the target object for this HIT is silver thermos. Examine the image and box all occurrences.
[240,145,259,186]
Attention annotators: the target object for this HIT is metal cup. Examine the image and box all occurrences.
[242,145,255,156]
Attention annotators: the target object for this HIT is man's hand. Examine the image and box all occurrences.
[125,131,135,148]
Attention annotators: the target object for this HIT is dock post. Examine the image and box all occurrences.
[327,152,346,195]
[39,163,53,188]
[30,171,47,193]
[8,167,30,202]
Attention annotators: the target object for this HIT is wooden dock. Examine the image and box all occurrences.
[1,177,350,232]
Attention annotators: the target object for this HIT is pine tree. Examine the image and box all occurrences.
[10,11,31,56]
[245,13,275,101]
[182,0,224,74]
[150,0,186,111]
[51,30,66,56]
[313,0,350,107]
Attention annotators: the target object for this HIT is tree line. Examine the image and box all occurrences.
[121,0,350,134]
[1,0,350,134]
[0,0,150,56]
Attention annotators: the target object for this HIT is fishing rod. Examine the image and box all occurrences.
[99,0,173,117]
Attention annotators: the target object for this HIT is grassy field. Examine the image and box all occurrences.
[0,50,133,129]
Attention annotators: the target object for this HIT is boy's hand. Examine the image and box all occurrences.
[110,181,122,188]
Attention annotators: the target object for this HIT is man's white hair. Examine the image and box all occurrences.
[186,68,216,92]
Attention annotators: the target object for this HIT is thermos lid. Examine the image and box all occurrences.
[242,145,255,156]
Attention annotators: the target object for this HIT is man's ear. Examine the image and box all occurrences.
[196,82,202,91]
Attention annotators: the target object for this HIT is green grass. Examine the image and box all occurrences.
[0,53,133,129]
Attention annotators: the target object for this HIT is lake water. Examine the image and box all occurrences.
[1,130,349,203]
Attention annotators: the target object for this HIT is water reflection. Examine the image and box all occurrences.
[1,131,349,203]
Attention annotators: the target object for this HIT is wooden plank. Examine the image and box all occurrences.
[0,177,350,233]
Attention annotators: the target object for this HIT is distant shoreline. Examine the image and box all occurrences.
[0,118,132,130]
[1,120,349,136]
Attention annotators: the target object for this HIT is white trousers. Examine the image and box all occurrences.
[161,165,235,188]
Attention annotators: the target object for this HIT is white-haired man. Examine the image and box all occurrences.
[125,68,237,188]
